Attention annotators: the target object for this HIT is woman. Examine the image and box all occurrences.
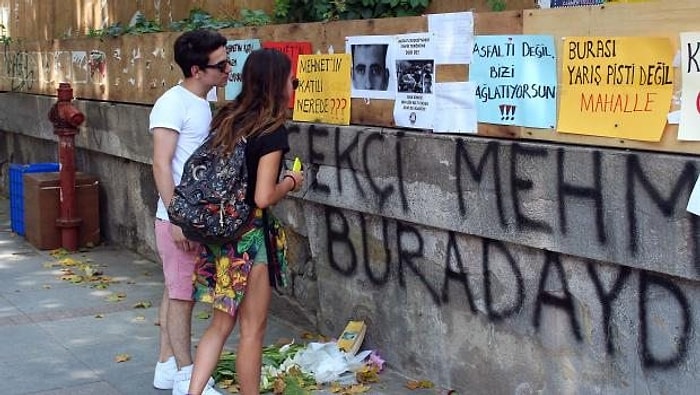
[178,48,304,395]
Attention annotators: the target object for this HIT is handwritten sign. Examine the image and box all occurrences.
[427,12,473,65]
[470,35,557,129]
[293,54,351,125]
[224,39,261,100]
[263,41,313,108]
[558,37,674,141]
[393,32,436,130]
[679,32,700,141]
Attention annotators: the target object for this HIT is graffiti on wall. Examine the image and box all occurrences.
[288,124,698,370]
[1,46,35,90]
[0,46,153,92]
[0,49,99,90]
[324,207,693,369]
[291,124,699,275]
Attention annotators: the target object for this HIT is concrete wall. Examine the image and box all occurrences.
[1,92,698,394]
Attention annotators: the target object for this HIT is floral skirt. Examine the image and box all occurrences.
[192,208,288,317]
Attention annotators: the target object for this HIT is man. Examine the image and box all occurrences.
[351,44,390,91]
[149,29,229,393]
[423,72,433,94]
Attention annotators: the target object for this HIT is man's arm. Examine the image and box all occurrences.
[152,127,193,251]
[152,127,178,209]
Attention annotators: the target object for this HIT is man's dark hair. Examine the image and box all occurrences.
[173,29,227,78]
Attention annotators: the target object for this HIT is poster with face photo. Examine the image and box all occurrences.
[393,32,436,130]
[345,35,397,100]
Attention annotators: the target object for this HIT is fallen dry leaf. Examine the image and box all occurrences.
[60,274,84,283]
[406,380,435,390]
[59,257,79,267]
[356,365,380,384]
[49,248,70,259]
[220,380,238,391]
[196,310,211,320]
[114,353,131,363]
[301,331,331,343]
[345,384,370,394]
[90,276,116,289]
[133,300,152,309]
[105,292,127,302]
[273,377,286,394]
[82,265,96,277]
[330,383,370,394]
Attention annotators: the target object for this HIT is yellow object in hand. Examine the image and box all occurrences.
[292,157,302,172]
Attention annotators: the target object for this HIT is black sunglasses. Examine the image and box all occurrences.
[201,59,233,73]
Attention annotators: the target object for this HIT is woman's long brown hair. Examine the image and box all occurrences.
[209,48,292,153]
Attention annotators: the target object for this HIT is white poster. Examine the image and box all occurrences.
[392,32,436,130]
[687,174,700,216]
[433,82,477,134]
[679,32,700,140]
[428,12,474,65]
[345,35,397,100]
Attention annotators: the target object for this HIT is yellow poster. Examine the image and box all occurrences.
[293,54,351,125]
[558,37,674,141]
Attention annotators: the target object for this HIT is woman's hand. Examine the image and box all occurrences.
[283,170,304,192]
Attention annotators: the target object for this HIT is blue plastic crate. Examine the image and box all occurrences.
[9,162,60,235]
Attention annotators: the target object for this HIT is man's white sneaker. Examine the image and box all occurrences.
[153,356,177,389]
[171,365,216,395]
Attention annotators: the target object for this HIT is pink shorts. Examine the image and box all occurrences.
[155,219,200,301]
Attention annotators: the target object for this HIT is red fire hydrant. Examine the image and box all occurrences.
[48,83,85,251]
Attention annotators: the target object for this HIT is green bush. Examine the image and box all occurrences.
[274,0,431,23]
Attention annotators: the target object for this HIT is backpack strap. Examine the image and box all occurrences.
[261,208,278,288]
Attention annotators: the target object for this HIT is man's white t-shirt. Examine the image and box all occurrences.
[149,84,211,221]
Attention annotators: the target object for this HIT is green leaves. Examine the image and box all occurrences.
[0,23,9,44]
[127,13,163,34]
[240,9,272,26]
[85,12,164,40]
[169,8,241,32]
[214,342,314,393]
[273,0,431,23]
[487,0,507,12]
[77,0,432,39]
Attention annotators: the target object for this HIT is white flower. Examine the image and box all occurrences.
[279,358,301,373]
[279,340,295,354]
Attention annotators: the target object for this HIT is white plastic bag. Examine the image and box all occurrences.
[289,342,372,384]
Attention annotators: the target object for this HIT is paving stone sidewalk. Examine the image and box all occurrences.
[0,196,440,395]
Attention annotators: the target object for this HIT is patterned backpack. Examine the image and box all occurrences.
[167,135,251,244]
